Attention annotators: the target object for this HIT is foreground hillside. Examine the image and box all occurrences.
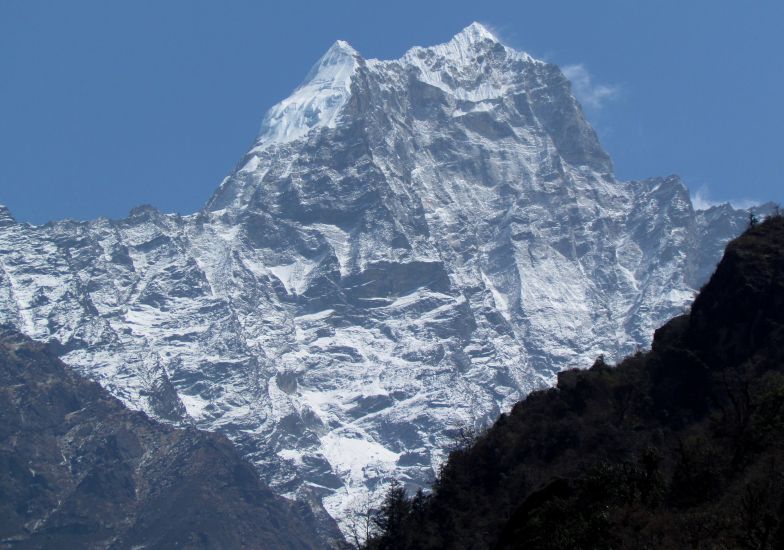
[0,329,321,549]
[366,214,784,549]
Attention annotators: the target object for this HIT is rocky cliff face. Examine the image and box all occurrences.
[0,23,766,536]
[0,328,322,549]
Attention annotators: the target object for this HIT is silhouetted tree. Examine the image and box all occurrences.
[749,210,759,227]
[366,481,412,549]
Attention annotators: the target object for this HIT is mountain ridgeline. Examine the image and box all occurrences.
[365,214,784,549]
[0,22,771,538]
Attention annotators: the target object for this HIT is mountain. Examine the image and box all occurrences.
[0,327,322,549]
[365,213,784,549]
[0,23,769,537]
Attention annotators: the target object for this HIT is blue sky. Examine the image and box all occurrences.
[1,0,782,224]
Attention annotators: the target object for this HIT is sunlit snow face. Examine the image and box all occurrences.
[258,40,360,145]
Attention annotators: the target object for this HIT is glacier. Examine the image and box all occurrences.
[0,23,767,541]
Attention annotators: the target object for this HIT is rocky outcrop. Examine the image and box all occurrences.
[0,328,322,549]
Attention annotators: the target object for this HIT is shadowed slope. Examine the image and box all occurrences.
[0,329,322,549]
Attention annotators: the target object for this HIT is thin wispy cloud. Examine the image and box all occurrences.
[562,64,621,112]
[691,184,759,211]
[477,21,513,46]
[692,186,720,210]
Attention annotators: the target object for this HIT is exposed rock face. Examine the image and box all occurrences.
[0,328,322,549]
[0,23,768,535]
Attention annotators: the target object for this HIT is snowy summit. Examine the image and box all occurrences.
[258,39,361,144]
[256,22,527,149]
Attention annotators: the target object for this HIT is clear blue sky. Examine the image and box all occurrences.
[1,0,782,224]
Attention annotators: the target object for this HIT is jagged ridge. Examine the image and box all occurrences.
[0,23,769,539]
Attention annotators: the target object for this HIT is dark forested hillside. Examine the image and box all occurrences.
[0,329,322,549]
[366,214,784,549]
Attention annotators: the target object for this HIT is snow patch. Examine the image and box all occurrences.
[180,393,210,419]
[268,258,319,295]
[321,431,400,484]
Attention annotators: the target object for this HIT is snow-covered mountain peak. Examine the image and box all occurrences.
[451,21,501,47]
[209,22,615,211]
[403,22,534,64]
[247,24,537,155]
[397,23,539,103]
[255,39,360,147]
[303,39,361,84]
